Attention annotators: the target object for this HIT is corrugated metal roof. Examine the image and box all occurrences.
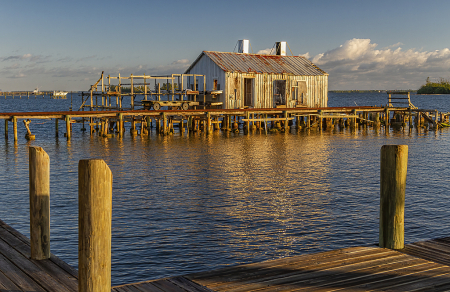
[186,51,328,76]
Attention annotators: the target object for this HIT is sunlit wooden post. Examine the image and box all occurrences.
[65,115,71,140]
[379,145,408,249]
[29,146,50,260]
[146,116,151,136]
[118,113,123,137]
[78,159,112,292]
[13,116,17,141]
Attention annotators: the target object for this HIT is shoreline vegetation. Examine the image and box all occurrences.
[329,90,416,93]
[417,77,450,94]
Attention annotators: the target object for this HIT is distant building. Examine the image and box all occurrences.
[185,40,329,109]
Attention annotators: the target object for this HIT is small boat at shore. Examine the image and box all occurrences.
[52,91,68,98]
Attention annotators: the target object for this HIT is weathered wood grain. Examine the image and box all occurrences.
[79,159,113,292]
[29,146,51,260]
[380,144,408,249]
[0,223,77,291]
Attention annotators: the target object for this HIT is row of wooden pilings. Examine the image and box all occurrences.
[3,107,448,141]
[27,144,407,291]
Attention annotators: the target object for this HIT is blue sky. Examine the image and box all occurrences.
[1,0,450,91]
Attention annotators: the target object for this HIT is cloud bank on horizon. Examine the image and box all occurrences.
[259,38,450,90]
[309,39,450,90]
[2,39,450,91]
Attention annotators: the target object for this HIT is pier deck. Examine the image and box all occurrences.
[0,219,78,291]
[2,215,450,291]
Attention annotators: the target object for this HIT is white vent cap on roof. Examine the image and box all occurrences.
[238,40,250,54]
[276,42,287,56]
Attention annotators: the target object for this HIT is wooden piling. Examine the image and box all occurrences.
[284,111,289,132]
[162,112,167,135]
[118,113,123,136]
[385,108,390,129]
[379,145,408,250]
[65,115,71,140]
[207,112,212,134]
[78,159,112,292]
[29,146,50,260]
[55,119,59,137]
[13,116,18,141]
[146,116,151,136]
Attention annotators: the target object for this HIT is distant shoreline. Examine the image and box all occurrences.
[329,90,417,93]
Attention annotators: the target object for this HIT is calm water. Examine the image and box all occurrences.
[0,92,449,285]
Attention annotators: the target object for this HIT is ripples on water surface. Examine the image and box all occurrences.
[0,92,449,285]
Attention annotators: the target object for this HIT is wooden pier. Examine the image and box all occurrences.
[1,105,448,141]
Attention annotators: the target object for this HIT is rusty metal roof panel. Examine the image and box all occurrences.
[202,51,327,76]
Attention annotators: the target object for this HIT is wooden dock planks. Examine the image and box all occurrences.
[112,276,214,292]
[183,244,450,291]
[0,219,78,291]
[2,215,450,291]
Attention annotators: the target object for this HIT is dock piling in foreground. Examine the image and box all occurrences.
[78,159,112,292]
[379,144,408,249]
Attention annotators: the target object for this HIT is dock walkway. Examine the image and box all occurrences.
[0,219,78,291]
[2,215,450,291]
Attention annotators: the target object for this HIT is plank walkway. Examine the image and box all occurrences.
[117,241,450,292]
[0,219,78,291]
[2,216,450,291]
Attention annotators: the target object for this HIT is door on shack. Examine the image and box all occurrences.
[273,80,286,107]
[244,78,253,107]
[292,81,307,107]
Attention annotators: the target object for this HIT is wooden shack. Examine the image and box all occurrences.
[184,42,329,109]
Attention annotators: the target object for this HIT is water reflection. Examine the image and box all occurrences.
[0,94,450,285]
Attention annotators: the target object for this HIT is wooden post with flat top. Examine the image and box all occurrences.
[379,145,408,249]
[13,116,17,141]
[65,115,71,140]
[29,146,50,260]
[78,159,112,292]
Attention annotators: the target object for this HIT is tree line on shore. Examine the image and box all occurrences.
[417,77,450,94]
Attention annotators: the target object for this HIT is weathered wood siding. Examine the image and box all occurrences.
[225,72,328,109]
[185,55,226,105]
[187,55,328,109]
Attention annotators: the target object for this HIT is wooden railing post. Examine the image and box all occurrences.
[379,145,408,249]
[29,146,50,260]
[78,159,112,292]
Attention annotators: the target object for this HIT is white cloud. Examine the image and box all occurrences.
[171,59,189,65]
[310,38,450,89]
[257,48,274,55]
[299,52,311,59]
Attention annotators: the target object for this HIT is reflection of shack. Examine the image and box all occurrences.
[184,40,329,109]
